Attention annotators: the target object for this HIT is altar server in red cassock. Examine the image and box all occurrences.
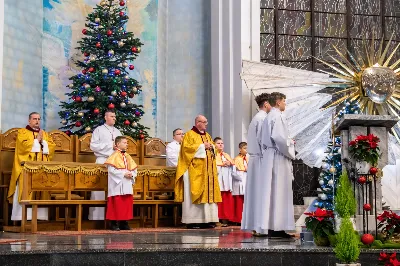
[231,142,248,224]
[214,137,235,226]
[104,136,137,231]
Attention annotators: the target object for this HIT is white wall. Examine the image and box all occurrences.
[210,0,260,155]
[0,0,4,131]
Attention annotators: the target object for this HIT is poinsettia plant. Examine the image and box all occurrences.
[349,134,381,166]
[378,211,400,240]
[379,252,400,266]
[305,208,335,239]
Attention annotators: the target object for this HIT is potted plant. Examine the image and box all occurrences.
[348,134,380,173]
[334,169,357,232]
[377,211,400,241]
[334,217,361,265]
[304,208,335,246]
[379,252,399,265]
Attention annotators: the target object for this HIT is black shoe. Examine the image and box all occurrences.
[186,223,201,229]
[119,221,131,230]
[110,221,120,231]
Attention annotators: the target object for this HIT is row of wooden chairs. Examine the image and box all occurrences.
[0,128,171,229]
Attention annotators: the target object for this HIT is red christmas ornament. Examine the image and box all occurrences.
[119,1,125,6]
[357,176,366,184]
[114,69,121,75]
[82,69,87,74]
[131,47,138,53]
[361,233,374,245]
[119,11,125,16]
[124,120,131,125]
[370,167,378,175]
[363,203,371,211]
[128,93,134,98]
[135,110,141,116]
[139,134,144,139]
[96,42,101,48]
[83,52,90,57]
[129,65,134,70]
[93,108,100,114]
[74,96,82,102]
[75,121,82,127]
[65,130,72,136]
[82,29,87,35]
[88,67,95,73]
[121,91,127,97]
[107,30,113,36]
[108,103,115,109]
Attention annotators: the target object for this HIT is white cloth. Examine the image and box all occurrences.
[241,110,268,231]
[11,182,48,221]
[166,140,180,167]
[216,165,233,192]
[107,165,137,197]
[181,144,218,224]
[232,166,247,196]
[89,124,122,220]
[258,107,295,232]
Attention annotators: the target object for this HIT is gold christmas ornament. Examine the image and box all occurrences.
[95,17,100,23]
[68,83,74,88]
[61,120,67,125]
[85,127,91,132]
[78,111,84,117]
[102,69,108,74]
[329,167,336,174]
[100,1,106,6]
[137,47,141,53]
[111,91,117,96]
[120,102,126,108]
[124,75,129,80]
[132,87,138,93]
[87,96,95,102]
[84,84,90,89]
[118,41,125,47]
[122,61,128,67]
[132,122,138,127]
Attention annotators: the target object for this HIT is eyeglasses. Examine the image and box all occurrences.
[198,121,208,125]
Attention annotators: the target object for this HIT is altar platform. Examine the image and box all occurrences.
[0,227,391,266]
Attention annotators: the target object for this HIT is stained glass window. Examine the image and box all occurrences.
[260,0,400,71]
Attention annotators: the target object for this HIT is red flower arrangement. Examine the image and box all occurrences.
[304,208,335,245]
[377,211,400,240]
[349,134,381,166]
[379,252,400,266]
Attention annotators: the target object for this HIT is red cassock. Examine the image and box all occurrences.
[232,195,244,223]
[218,191,234,221]
[106,194,133,221]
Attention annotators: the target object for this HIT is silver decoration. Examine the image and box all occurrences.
[111,91,117,96]
[120,102,126,108]
[362,66,396,104]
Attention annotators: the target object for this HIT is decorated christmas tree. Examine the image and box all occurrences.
[315,100,360,209]
[58,0,149,140]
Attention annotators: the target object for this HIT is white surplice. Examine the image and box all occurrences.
[232,156,248,196]
[89,124,122,220]
[241,110,268,230]
[11,139,50,221]
[166,140,180,167]
[182,144,219,224]
[258,107,295,232]
[107,166,137,197]
[216,153,233,192]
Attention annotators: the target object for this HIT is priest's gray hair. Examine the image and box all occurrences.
[195,115,206,124]
[29,112,40,119]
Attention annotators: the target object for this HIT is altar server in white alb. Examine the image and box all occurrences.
[104,136,137,231]
[89,109,122,220]
[166,128,184,167]
[259,92,295,238]
[241,93,271,236]
[231,142,249,224]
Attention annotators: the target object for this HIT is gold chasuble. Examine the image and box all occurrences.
[175,127,222,204]
[104,151,138,171]
[7,127,56,203]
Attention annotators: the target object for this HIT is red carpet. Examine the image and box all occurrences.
[34,226,242,236]
[0,239,27,244]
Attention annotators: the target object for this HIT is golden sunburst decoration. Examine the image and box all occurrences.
[317,33,400,141]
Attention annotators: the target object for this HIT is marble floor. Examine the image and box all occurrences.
[0,228,319,254]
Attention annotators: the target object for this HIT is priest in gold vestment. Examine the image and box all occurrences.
[8,112,56,221]
[175,115,221,228]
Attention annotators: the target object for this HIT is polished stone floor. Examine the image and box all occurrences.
[0,228,315,253]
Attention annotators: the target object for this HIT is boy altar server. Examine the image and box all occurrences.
[104,136,138,231]
[231,142,248,224]
[214,137,235,226]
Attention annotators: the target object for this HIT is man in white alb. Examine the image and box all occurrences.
[166,128,183,167]
[89,109,122,220]
[241,93,271,236]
